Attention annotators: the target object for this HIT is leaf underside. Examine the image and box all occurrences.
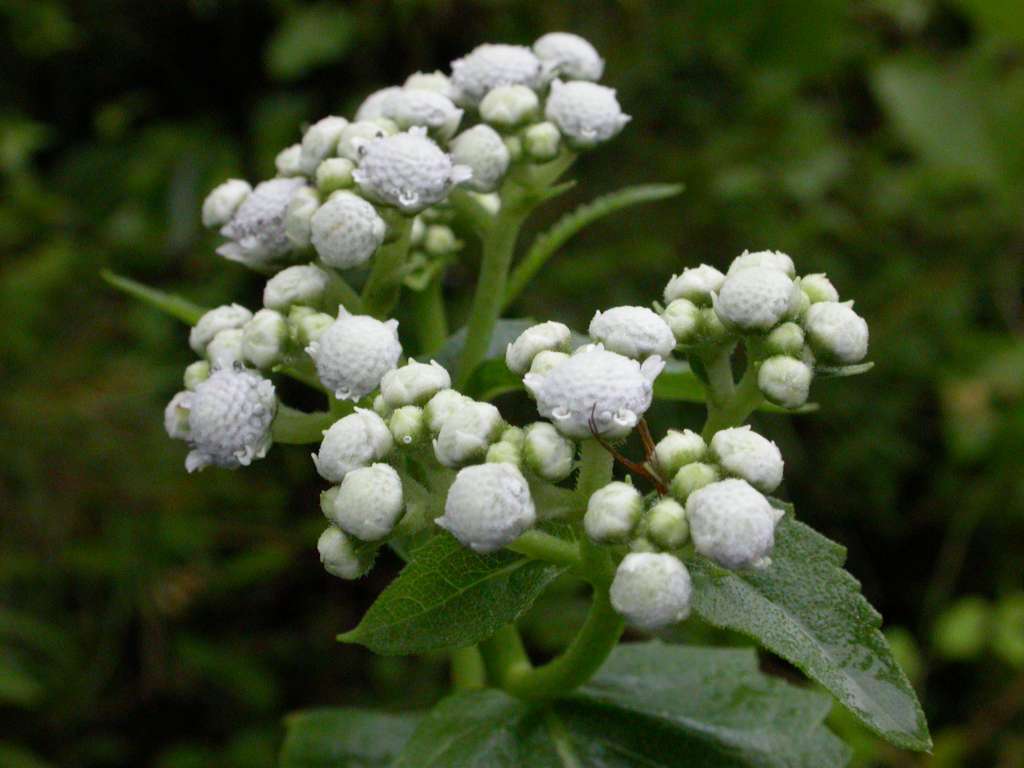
[100,270,206,325]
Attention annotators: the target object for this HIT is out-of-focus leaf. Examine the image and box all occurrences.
[816,362,875,378]
[101,270,205,325]
[427,319,535,373]
[952,0,1024,44]
[265,5,355,82]
[933,597,990,660]
[280,709,420,768]
[272,405,336,445]
[0,743,53,768]
[0,657,44,707]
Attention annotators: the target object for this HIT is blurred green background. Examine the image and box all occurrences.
[3,1,1023,766]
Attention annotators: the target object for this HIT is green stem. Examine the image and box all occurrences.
[701,344,765,439]
[413,272,449,355]
[450,645,486,691]
[271,404,336,444]
[506,530,582,569]
[361,214,412,318]
[575,439,615,507]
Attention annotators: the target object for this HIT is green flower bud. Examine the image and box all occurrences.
[184,360,211,391]
[290,309,333,347]
[372,393,393,419]
[486,439,522,466]
[523,422,576,482]
[316,157,356,196]
[242,308,289,369]
[765,322,805,357]
[317,525,375,580]
[757,355,813,409]
[480,85,540,129]
[207,328,245,368]
[523,121,561,162]
[424,225,461,256]
[284,186,320,248]
[653,429,706,479]
[584,481,643,543]
[698,306,730,344]
[498,426,525,449]
[670,461,719,502]
[503,134,523,163]
[799,273,839,304]
[389,405,426,446]
[646,498,689,550]
[661,299,701,346]
[274,143,304,177]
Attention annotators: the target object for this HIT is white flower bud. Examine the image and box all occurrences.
[522,121,561,161]
[803,301,869,364]
[610,552,692,630]
[544,80,630,149]
[423,388,473,434]
[316,157,356,196]
[183,360,210,391]
[164,391,193,441]
[352,128,471,213]
[525,346,663,439]
[728,249,796,278]
[299,116,348,175]
[714,266,801,332]
[382,88,463,140]
[505,321,572,375]
[646,498,689,550]
[450,44,546,106]
[240,309,287,369]
[799,273,839,304]
[284,186,320,248]
[533,32,604,82]
[523,422,575,481]
[306,310,402,401]
[313,408,393,483]
[337,120,396,162]
[290,308,333,347]
[528,350,570,376]
[588,306,675,360]
[185,368,276,472]
[709,425,783,494]
[380,359,451,407]
[448,125,510,193]
[389,405,426,446]
[765,322,805,357]
[661,299,701,346]
[263,264,330,311]
[317,525,374,580]
[479,85,540,128]
[699,306,731,343]
[404,70,455,98]
[584,481,643,543]
[190,304,252,355]
[325,463,404,541]
[202,179,251,228]
[206,328,245,368]
[663,264,725,306]
[310,190,387,269]
[670,461,719,502]
[433,400,504,468]
[275,144,304,177]
[438,463,536,553]
[758,355,813,409]
[218,178,308,268]
[686,478,776,569]
[653,429,706,479]
[355,87,403,122]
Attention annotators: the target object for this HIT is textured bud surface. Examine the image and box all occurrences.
[687,478,776,569]
[433,400,504,467]
[715,266,799,332]
[327,463,404,541]
[242,309,288,369]
[185,368,276,472]
[522,121,561,161]
[765,322,806,357]
[479,85,540,128]
[438,463,536,553]
[310,191,387,270]
[584,481,643,543]
[610,552,692,630]
[533,32,604,81]
[523,422,575,481]
[423,389,473,434]
[316,157,355,195]
[405,71,454,97]
[380,360,451,407]
[355,87,403,122]
[588,305,675,360]
[218,178,307,267]
[799,273,839,304]
[164,391,193,441]
[646,498,689,550]
[183,360,210,391]
[190,304,253,355]
[307,312,402,400]
[449,125,510,193]
[661,299,701,346]
[710,425,784,493]
[313,408,393,483]
[506,321,572,375]
[318,525,373,580]
[382,88,463,139]
[663,264,725,305]
[263,264,330,311]
[275,144,303,177]
[654,429,706,479]
[728,249,796,277]
[202,179,251,228]
[284,186,320,248]
[300,116,348,175]
[389,405,426,446]
[803,301,869,364]
[670,461,720,501]
[450,44,546,106]
[528,350,570,376]
[337,120,395,162]
[545,80,630,148]
[758,355,813,409]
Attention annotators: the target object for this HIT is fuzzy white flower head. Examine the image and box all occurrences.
[584,481,643,543]
[654,428,706,479]
[263,264,330,311]
[728,249,796,278]
[275,144,303,177]
[355,87,403,122]
[450,44,546,106]
[202,179,251,228]
[313,408,393,483]
[352,127,471,214]
[317,525,373,580]
[433,400,504,468]
[307,310,402,401]
[284,186,320,248]
[380,360,451,408]
[449,125,511,193]
[525,345,663,439]
[325,463,404,542]
[505,321,572,375]
[523,422,575,481]
[646,498,689,550]
[714,265,800,332]
[405,70,455,97]
[299,116,348,175]
[663,264,726,305]
[589,306,675,360]
[709,425,784,493]
[164,391,193,441]
[686,478,777,569]
[218,177,308,268]
[758,355,813,409]
[189,304,253,355]
[337,120,396,162]
[423,389,473,434]
[528,350,570,376]
[382,88,463,140]
[479,85,540,128]
[533,32,604,82]
[545,80,631,149]
[438,463,536,553]
[803,301,869,364]
[610,552,692,630]
[185,368,276,472]
[310,191,387,269]
[242,309,288,369]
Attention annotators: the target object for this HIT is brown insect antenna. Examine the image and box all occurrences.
[587,405,668,495]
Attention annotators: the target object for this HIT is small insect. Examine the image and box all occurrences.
[587,404,668,495]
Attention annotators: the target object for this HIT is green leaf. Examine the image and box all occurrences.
[684,517,931,751]
[815,362,874,379]
[280,708,420,768]
[504,183,684,308]
[339,533,564,655]
[462,358,522,402]
[101,270,206,325]
[394,643,848,767]
[265,4,355,82]
[272,405,336,445]
[426,319,535,373]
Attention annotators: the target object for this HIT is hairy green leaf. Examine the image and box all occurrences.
[101,270,206,325]
[685,517,931,751]
[280,708,420,768]
[504,183,684,308]
[339,533,564,655]
[394,643,848,767]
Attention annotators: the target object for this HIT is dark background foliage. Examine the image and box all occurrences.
[2,1,1023,765]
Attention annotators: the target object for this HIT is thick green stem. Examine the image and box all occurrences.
[413,273,449,355]
[271,405,336,444]
[450,645,486,691]
[575,439,615,508]
[701,340,765,438]
[506,530,582,569]
[361,215,412,318]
